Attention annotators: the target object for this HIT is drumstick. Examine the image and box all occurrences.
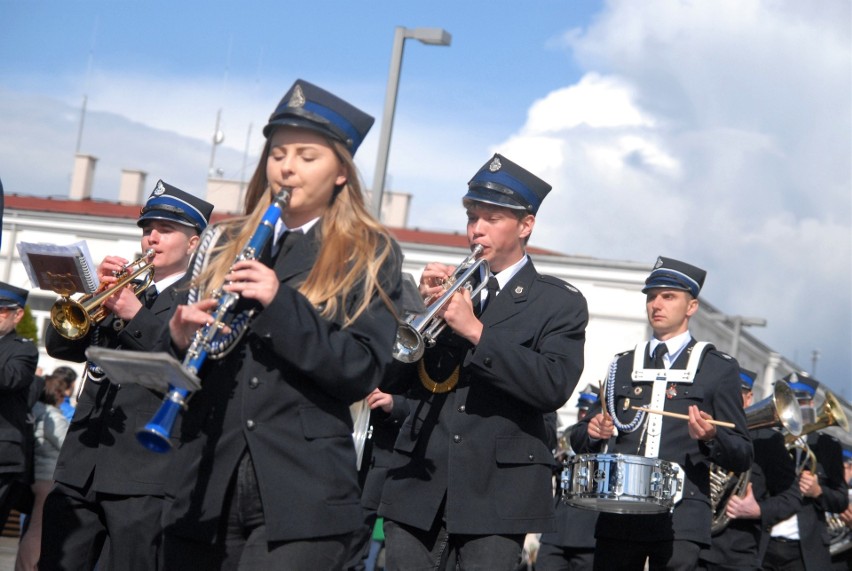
[630,406,736,428]
[599,380,609,420]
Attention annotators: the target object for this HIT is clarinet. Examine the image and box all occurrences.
[137,187,292,453]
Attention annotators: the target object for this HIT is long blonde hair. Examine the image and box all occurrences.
[194,135,397,327]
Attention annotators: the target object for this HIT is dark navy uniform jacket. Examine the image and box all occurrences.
[163,225,404,544]
[571,340,753,547]
[0,332,38,478]
[379,260,589,535]
[45,275,186,496]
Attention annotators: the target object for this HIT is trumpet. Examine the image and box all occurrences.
[393,245,489,363]
[50,249,155,340]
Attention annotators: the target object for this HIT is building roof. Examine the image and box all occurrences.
[5,194,559,255]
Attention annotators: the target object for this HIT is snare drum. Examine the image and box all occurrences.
[560,453,684,514]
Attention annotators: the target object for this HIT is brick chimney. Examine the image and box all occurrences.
[118,169,148,204]
[69,154,97,200]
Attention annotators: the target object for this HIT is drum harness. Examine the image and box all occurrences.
[588,342,712,508]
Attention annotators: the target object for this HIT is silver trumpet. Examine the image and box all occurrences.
[393,245,489,363]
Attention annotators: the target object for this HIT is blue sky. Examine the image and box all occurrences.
[2,0,850,398]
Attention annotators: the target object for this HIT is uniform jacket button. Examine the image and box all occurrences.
[528,454,535,461]
[483,357,492,367]
[457,405,465,413]
[453,434,462,443]
[248,377,259,388]
[246,420,256,430]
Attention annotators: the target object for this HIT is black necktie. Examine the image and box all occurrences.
[653,343,668,369]
[143,284,158,309]
[481,276,500,315]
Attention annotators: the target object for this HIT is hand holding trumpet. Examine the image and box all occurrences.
[417,260,484,345]
[97,256,145,320]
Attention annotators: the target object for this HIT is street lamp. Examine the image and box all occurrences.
[371,26,451,220]
[708,314,767,358]
[208,108,225,177]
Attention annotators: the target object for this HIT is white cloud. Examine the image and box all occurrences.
[501,0,851,392]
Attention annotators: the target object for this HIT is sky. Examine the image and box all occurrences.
[1,0,850,397]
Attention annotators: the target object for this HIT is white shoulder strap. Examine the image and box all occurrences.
[631,341,713,384]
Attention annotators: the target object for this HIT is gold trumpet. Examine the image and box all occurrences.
[393,245,489,363]
[50,249,155,340]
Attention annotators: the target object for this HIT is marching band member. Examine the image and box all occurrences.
[830,445,852,570]
[572,256,752,571]
[537,389,601,571]
[40,182,213,570]
[160,79,403,570]
[698,368,802,571]
[763,374,849,571]
[378,154,589,570]
[0,282,38,529]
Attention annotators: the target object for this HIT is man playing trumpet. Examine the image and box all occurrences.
[379,154,589,570]
[40,181,213,571]
[572,256,752,571]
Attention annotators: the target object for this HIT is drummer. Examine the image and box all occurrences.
[571,256,752,571]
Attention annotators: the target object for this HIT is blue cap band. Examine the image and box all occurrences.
[470,170,538,212]
[302,100,363,152]
[644,269,701,298]
[788,381,815,397]
[143,195,207,230]
[0,288,26,306]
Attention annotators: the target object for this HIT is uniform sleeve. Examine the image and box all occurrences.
[700,354,753,473]
[756,430,802,528]
[569,400,605,454]
[45,324,90,363]
[814,434,849,514]
[0,338,39,393]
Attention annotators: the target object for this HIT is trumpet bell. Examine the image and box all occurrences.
[393,322,425,364]
[50,297,91,340]
[49,249,155,340]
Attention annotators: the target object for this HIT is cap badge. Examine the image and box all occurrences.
[654,256,664,269]
[488,156,502,172]
[153,180,165,196]
[288,85,306,108]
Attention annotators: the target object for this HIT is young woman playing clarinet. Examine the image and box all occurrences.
[160,79,403,571]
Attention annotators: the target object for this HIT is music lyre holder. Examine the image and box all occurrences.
[84,347,201,397]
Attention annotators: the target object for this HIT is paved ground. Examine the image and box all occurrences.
[0,536,16,571]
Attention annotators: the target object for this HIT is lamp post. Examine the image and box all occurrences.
[208,108,225,177]
[371,26,451,220]
[708,314,767,358]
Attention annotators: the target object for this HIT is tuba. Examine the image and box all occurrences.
[50,249,155,340]
[393,245,489,363]
[710,380,803,533]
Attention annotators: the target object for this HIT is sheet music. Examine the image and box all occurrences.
[17,240,100,294]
